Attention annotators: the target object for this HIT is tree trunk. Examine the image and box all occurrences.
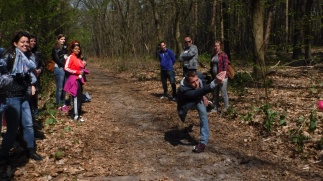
[210,0,217,41]
[285,0,289,52]
[252,0,266,80]
[304,0,314,60]
[292,0,305,60]
[264,0,276,52]
[222,1,231,60]
[220,2,224,41]
[174,1,182,55]
[149,0,162,43]
[193,0,198,41]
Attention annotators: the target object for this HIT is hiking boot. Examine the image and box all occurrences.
[193,143,206,153]
[28,148,43,161]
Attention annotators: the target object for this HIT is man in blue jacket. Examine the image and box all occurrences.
[158,41,176,101]
[177,71,224,153]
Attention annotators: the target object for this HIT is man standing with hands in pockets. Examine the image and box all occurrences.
[158,41,177,101]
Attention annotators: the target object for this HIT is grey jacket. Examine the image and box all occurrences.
[179,44,198,70]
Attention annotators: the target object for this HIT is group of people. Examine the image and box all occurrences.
[51,34,88,122]
[0,31,88,163]
[157,37,230,153]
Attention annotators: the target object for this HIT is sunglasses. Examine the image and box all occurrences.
[185,41,191,43]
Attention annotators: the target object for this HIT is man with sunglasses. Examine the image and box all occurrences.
[179,36,198,76]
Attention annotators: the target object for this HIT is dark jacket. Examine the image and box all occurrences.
[0,57,12,98]
[177,77,216,122]
[31,51,45,90]
[51,45,68,68]
[3,50,30,98]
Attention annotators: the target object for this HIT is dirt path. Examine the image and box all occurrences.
[4,62,323,180]
[72,63,323,180]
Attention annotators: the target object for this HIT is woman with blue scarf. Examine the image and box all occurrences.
[0,31,42,162]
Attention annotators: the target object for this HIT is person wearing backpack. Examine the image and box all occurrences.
[210,40,229,113]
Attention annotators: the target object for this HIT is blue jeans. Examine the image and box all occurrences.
[213,78,229,110]
[160,70,176,98]
[0,98,21,157]
[54,67,66,106]
[0,98,15,158]
[7,96,35,148]
[195,101,209,145]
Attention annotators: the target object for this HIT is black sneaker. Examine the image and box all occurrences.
[193,143,206,153]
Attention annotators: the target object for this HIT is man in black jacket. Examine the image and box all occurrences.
[177,71,224,153]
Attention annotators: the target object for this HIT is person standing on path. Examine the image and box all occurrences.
[1,31,42,161]
[29,34,44,118]
[179,36,198,76]
[158,41,177,101]
[209,40,229,113]
[177,70,225,153]
[64,41,86,121]
[51,34,68,112]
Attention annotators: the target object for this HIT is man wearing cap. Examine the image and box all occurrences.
[177,70,225,153]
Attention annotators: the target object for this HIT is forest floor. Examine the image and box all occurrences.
[1,60,323,181]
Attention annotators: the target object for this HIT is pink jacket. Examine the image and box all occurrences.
[64,75,79,97]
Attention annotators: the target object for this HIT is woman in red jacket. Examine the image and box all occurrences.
[64,41,85,121]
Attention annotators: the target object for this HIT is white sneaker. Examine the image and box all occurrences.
[79,117,85,122]
[73,116,79,121]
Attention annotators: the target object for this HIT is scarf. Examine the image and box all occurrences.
[12,48,36,75]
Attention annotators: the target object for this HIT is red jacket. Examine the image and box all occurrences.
[64,53,84,75]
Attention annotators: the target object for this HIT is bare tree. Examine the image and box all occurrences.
[304,0,314,60]
[252,0,266,80]
[264,0,276,52]
[210,0,217,41]
[149,0,162,43]
[292,0,306,60]
[285,0,289,51]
